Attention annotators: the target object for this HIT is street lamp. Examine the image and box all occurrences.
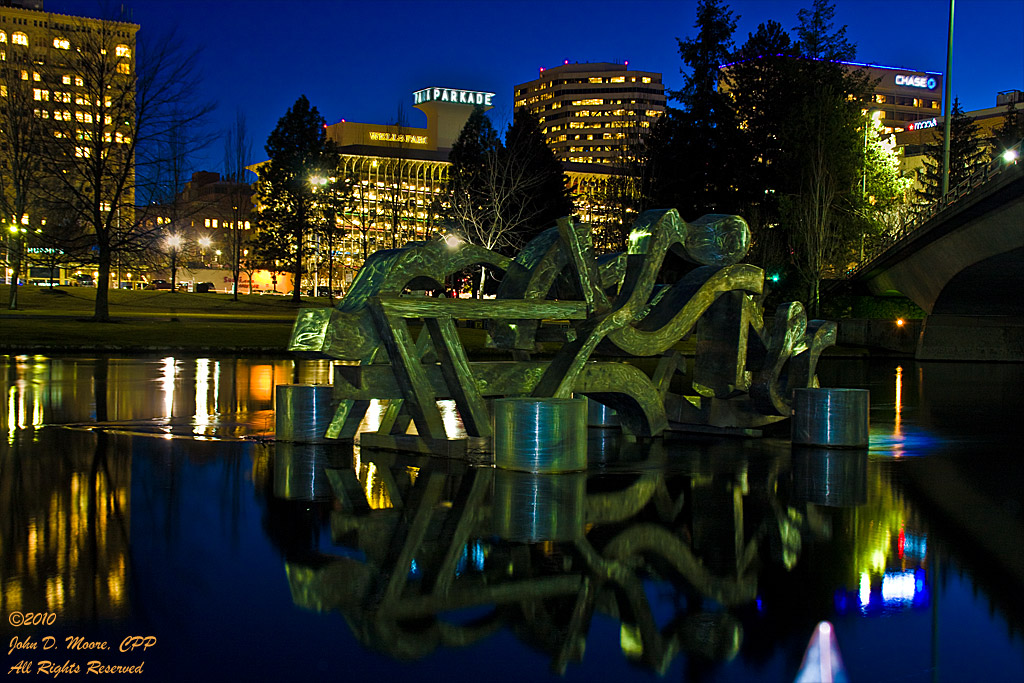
[165,233,183,292]
[198,236,212,265]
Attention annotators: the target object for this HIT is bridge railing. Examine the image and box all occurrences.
[847,138,1022,279]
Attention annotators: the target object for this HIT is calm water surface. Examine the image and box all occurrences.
[1,354,1021,682]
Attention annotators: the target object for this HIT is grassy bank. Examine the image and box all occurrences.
[0,285,320,352]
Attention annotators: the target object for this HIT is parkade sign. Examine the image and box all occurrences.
[414,88,495,106]
[895,73,938,90]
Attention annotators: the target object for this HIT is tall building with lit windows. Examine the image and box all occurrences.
[513,62,667,166]
[1,1,138,284]
[0,1,138,145]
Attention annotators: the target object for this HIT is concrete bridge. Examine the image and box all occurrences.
[849,148,1023,361]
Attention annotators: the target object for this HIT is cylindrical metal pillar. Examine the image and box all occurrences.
[791,388,870,448]
[275,384,335,443]
[493,397,588,472]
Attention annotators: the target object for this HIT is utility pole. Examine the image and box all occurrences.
[941,0,955,196]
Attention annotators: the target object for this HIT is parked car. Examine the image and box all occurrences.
[145,280,172,290]
[195,282,216,293]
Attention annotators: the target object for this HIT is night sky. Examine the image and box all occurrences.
[44,0,1024,169]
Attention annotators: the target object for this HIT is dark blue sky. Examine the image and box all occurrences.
[47,0,1024,170]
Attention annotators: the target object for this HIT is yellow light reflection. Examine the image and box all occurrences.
[195,358,211,433]
[894,365,903,435]
[859,571,872,610]
[160,357,176,418]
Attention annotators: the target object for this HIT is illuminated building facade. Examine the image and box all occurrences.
[719,59,943,136]
[0,1,138,283]
[513,62,666,166]
[315,87,493,284]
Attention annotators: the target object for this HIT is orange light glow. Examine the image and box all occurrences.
[896,318,905,327]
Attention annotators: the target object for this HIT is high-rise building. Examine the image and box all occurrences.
[514,62,667,166]
[1,1,139,285]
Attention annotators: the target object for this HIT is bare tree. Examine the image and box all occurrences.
[380,104,412,249]
[0,44,48,308]
[223,109,254,301]
[36,16,211,321]
[448,145,546,297]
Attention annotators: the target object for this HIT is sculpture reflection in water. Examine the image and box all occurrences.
[263,438,866,675]
[287,210,836,447]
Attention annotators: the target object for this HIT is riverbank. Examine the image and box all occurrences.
[0,285,311,353]
[0,284,876,357]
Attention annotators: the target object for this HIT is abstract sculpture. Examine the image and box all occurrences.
[288,208,835,448]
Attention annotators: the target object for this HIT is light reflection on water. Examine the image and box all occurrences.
[0,355,1021,682]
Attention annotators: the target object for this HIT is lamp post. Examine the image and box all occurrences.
[198,236,212,266]
[165,233,183,292]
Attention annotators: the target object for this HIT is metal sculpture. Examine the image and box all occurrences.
[288,208,835,447]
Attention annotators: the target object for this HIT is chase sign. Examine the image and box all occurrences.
[895,74,938,90]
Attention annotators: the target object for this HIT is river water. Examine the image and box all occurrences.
[0,354,1021,682]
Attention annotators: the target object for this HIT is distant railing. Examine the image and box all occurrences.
[848,138,1022,278]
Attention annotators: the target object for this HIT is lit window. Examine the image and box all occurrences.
[0,49,5,61]
[204,218,211,227]
[116,63,129,75]
[0,32,6,43]
[642,77,652,84]
[32,72,40,82]
[244,221,250,229]
[610,76,625,83]
[115,44,130,58]
[20,70,29,81]
[212,219,218,228]
[62,74,72,85]
[53,37,70,50]
[0,85,6,97]
[75,76,83,87]
[12,32,28,47]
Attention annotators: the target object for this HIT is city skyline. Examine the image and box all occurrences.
[39,0,1024,169]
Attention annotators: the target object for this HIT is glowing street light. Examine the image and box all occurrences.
[165,233,183,291]
[1003,148,1019,164]
[198,236,212,265]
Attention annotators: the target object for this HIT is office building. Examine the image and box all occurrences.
[719,58,943,136]
[1,1,138,285]
[514,62,666,166]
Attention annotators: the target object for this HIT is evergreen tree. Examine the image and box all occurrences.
[994,99,1024,154]
[666,0,740,217]
[254,95,340,303]
[728,20,800,270]
[503,109,571,243]
[794,0,855,62]
[447,107,503,243]
[918,98,988,203]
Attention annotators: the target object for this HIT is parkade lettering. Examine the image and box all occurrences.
[413,88,495,106]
